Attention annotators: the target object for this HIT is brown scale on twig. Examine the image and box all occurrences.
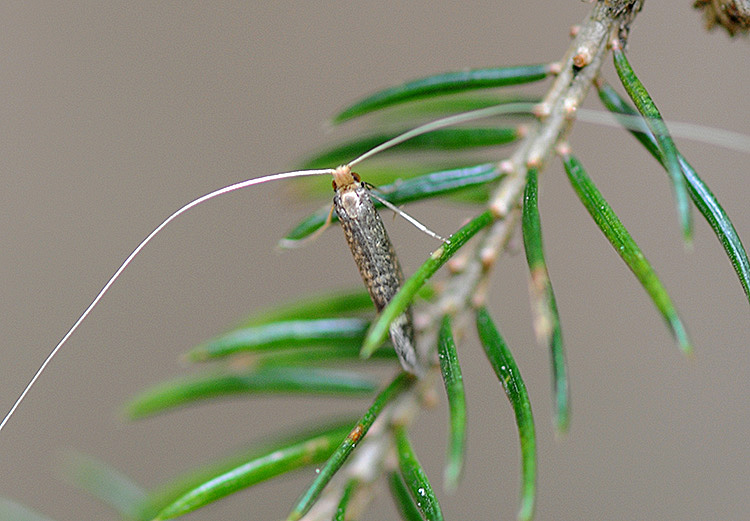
[694,0,750,36]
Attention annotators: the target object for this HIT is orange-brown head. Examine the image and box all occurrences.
[331,165,360,191]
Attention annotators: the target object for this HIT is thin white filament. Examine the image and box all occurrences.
[348,102,750,166]
[575,108,750,155]
[348,102,537,167]
[3,104,541,430]
[368,190,449,243]
[5,97,750,434]
[0,168,333,434]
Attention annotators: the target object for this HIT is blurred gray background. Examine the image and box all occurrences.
[1,3,748,520]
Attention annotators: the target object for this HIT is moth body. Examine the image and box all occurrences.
[332,165,419,374]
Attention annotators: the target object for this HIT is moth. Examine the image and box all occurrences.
[332,164,419,374]
[2,102,514,432]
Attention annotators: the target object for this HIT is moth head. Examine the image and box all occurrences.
[331,164,360,191]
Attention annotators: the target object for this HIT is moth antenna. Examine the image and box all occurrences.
[575,108,750,155]
[2,103,544,431]
[347,102,536,167]
[7,94,750,434]
[368,190,449,243]
[0,168,334,434]
[345,99,750,165]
